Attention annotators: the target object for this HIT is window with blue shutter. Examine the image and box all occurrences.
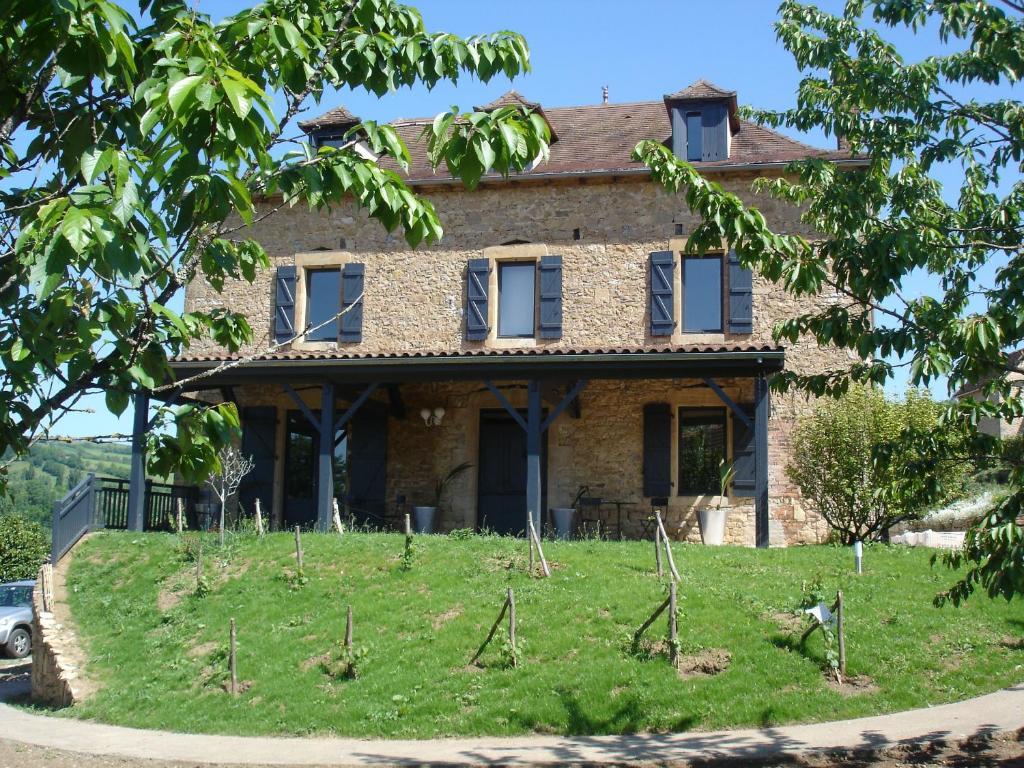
[727,249,753,333]
[701,105,728,162]
[538,255,563,339]
[682,255,723,332]
[731,405,756,497]
[340,263,364,342]
[305,268,340,341]
[643,403,673,497]
[649,251,675,336]
[497,262,536,338]
[466,258,490,340]
[274,265,297,343]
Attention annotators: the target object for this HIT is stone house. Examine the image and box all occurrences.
[170,80,863,546]
[955,348,1023,440]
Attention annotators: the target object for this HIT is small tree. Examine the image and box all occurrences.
[788,387,968,544]
[205,447,255,546]
[0,514,49,581]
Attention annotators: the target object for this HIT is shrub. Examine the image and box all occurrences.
[0,513,49,581]
[788,387,968,544]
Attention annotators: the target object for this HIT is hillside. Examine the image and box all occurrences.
[59,531,1023,738]
[0,441,133,528]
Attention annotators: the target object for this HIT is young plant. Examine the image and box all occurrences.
[718,459,735,509]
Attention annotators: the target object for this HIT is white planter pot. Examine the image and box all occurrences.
[412,506,436,534]
[698,507,729,546]
[551,508,575,540]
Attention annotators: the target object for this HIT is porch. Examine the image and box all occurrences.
[141,345,780,546]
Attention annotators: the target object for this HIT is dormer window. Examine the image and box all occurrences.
[664,79,739,164]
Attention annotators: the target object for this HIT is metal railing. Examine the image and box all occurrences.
[51,475,201,562]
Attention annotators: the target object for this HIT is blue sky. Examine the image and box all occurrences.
[53,0,1019,437]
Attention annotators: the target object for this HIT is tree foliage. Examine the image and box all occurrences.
[0,0,549,485]
[0,514,49,581]
[788,386,968,544]
[634,0,1023,602]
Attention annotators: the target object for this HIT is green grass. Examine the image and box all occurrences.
[56,531,1023,738]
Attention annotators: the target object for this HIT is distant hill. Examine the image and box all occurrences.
[1,441,134,528]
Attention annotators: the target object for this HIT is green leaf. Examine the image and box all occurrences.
[221,76,251,118]
[61,207,92,253]
[167,75,203,115]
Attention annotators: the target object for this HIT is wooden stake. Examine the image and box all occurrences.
[345,605,353,650]
[528,519,550,578]
[528,523,535,572]
[294,525,303,573]
[332,498,344,535]
[655,512,681,582]
[196,540,203,589]
[470,593,511,664]
[654,524,663,577]
[229,618,238,695]
[254,498,264,537]
[507,587,517,668]
[668,580,679,667]
[836,590,846,680]
[175,498,184,534]
[632,593,672,648]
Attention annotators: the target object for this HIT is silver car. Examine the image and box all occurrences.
[0,581,34,659]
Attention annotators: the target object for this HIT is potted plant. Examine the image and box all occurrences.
[550,485,589,540]
[413,462,472,534]
[698,459,735,546]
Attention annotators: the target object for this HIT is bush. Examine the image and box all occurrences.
[788,387,968,544]
[0,513,49,581]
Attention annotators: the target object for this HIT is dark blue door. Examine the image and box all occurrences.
[477,410,546,536]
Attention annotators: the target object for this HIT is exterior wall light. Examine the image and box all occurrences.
[420,407,446,427]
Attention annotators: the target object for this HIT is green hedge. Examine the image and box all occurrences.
[0,514,49,582]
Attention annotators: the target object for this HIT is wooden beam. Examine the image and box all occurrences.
[484,380,528,432]
[334,382,379,433]
[703,377,752,430]
[526,380,542,534]
[317,384,336,532]
[127,391,149,532]
[755,374,770,548]
[283,383,320,434]
[540,379,588,433]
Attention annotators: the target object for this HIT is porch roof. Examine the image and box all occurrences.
[168,343,784,389]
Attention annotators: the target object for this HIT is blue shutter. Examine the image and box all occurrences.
[649,251,675,336]
[702,104,728,162]
[538,255,563,339]
[643,403,673,497]
[340,263,364,342]
[274,265,296,343]
[728,249,753,333]
[466,258,490,340]
[732,404,756,497]
[670,106,687,160]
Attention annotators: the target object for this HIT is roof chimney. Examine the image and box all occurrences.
[602,85,609,104]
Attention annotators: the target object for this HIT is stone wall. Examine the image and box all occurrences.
[30,563,82,708]
[183,173,851,544]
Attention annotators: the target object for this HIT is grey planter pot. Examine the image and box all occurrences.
[698,507,729,546]
[551,507,575,540]
[412,506,436,534]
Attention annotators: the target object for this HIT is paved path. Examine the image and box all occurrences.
[0,670,1021,766]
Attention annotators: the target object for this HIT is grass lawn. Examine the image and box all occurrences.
[53,530,1023,738]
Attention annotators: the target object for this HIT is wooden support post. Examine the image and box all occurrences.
[507,587,517,668]
[528,518,550,578]
[345,605,353,651]
[632,593,672,649]
[127,391,149,532]
[332,498,344,535]
[669,580,679,667]
[654,524,663,577]
[229,618,238,695]
[525,380,543,535]
[655,512,681,582]
[175,498,184,535]
[254,498,264,537]
[836,590,846,680]
[317,383,336,532]
[294,525,303,573]
[754,374,770,549]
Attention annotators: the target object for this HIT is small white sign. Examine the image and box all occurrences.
[804,602,835,626]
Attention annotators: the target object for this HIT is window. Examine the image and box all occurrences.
[497,262,536,338]
[686,112,703,161]
[678,407,727,495]
[683,255,723,332]
[305,268,340,341]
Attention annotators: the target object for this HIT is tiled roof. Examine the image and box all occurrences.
[473,89,558,141]
[297,105,360,131]
[172,343,783,365]
[300,83,862,183]
[664,79,736,100]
